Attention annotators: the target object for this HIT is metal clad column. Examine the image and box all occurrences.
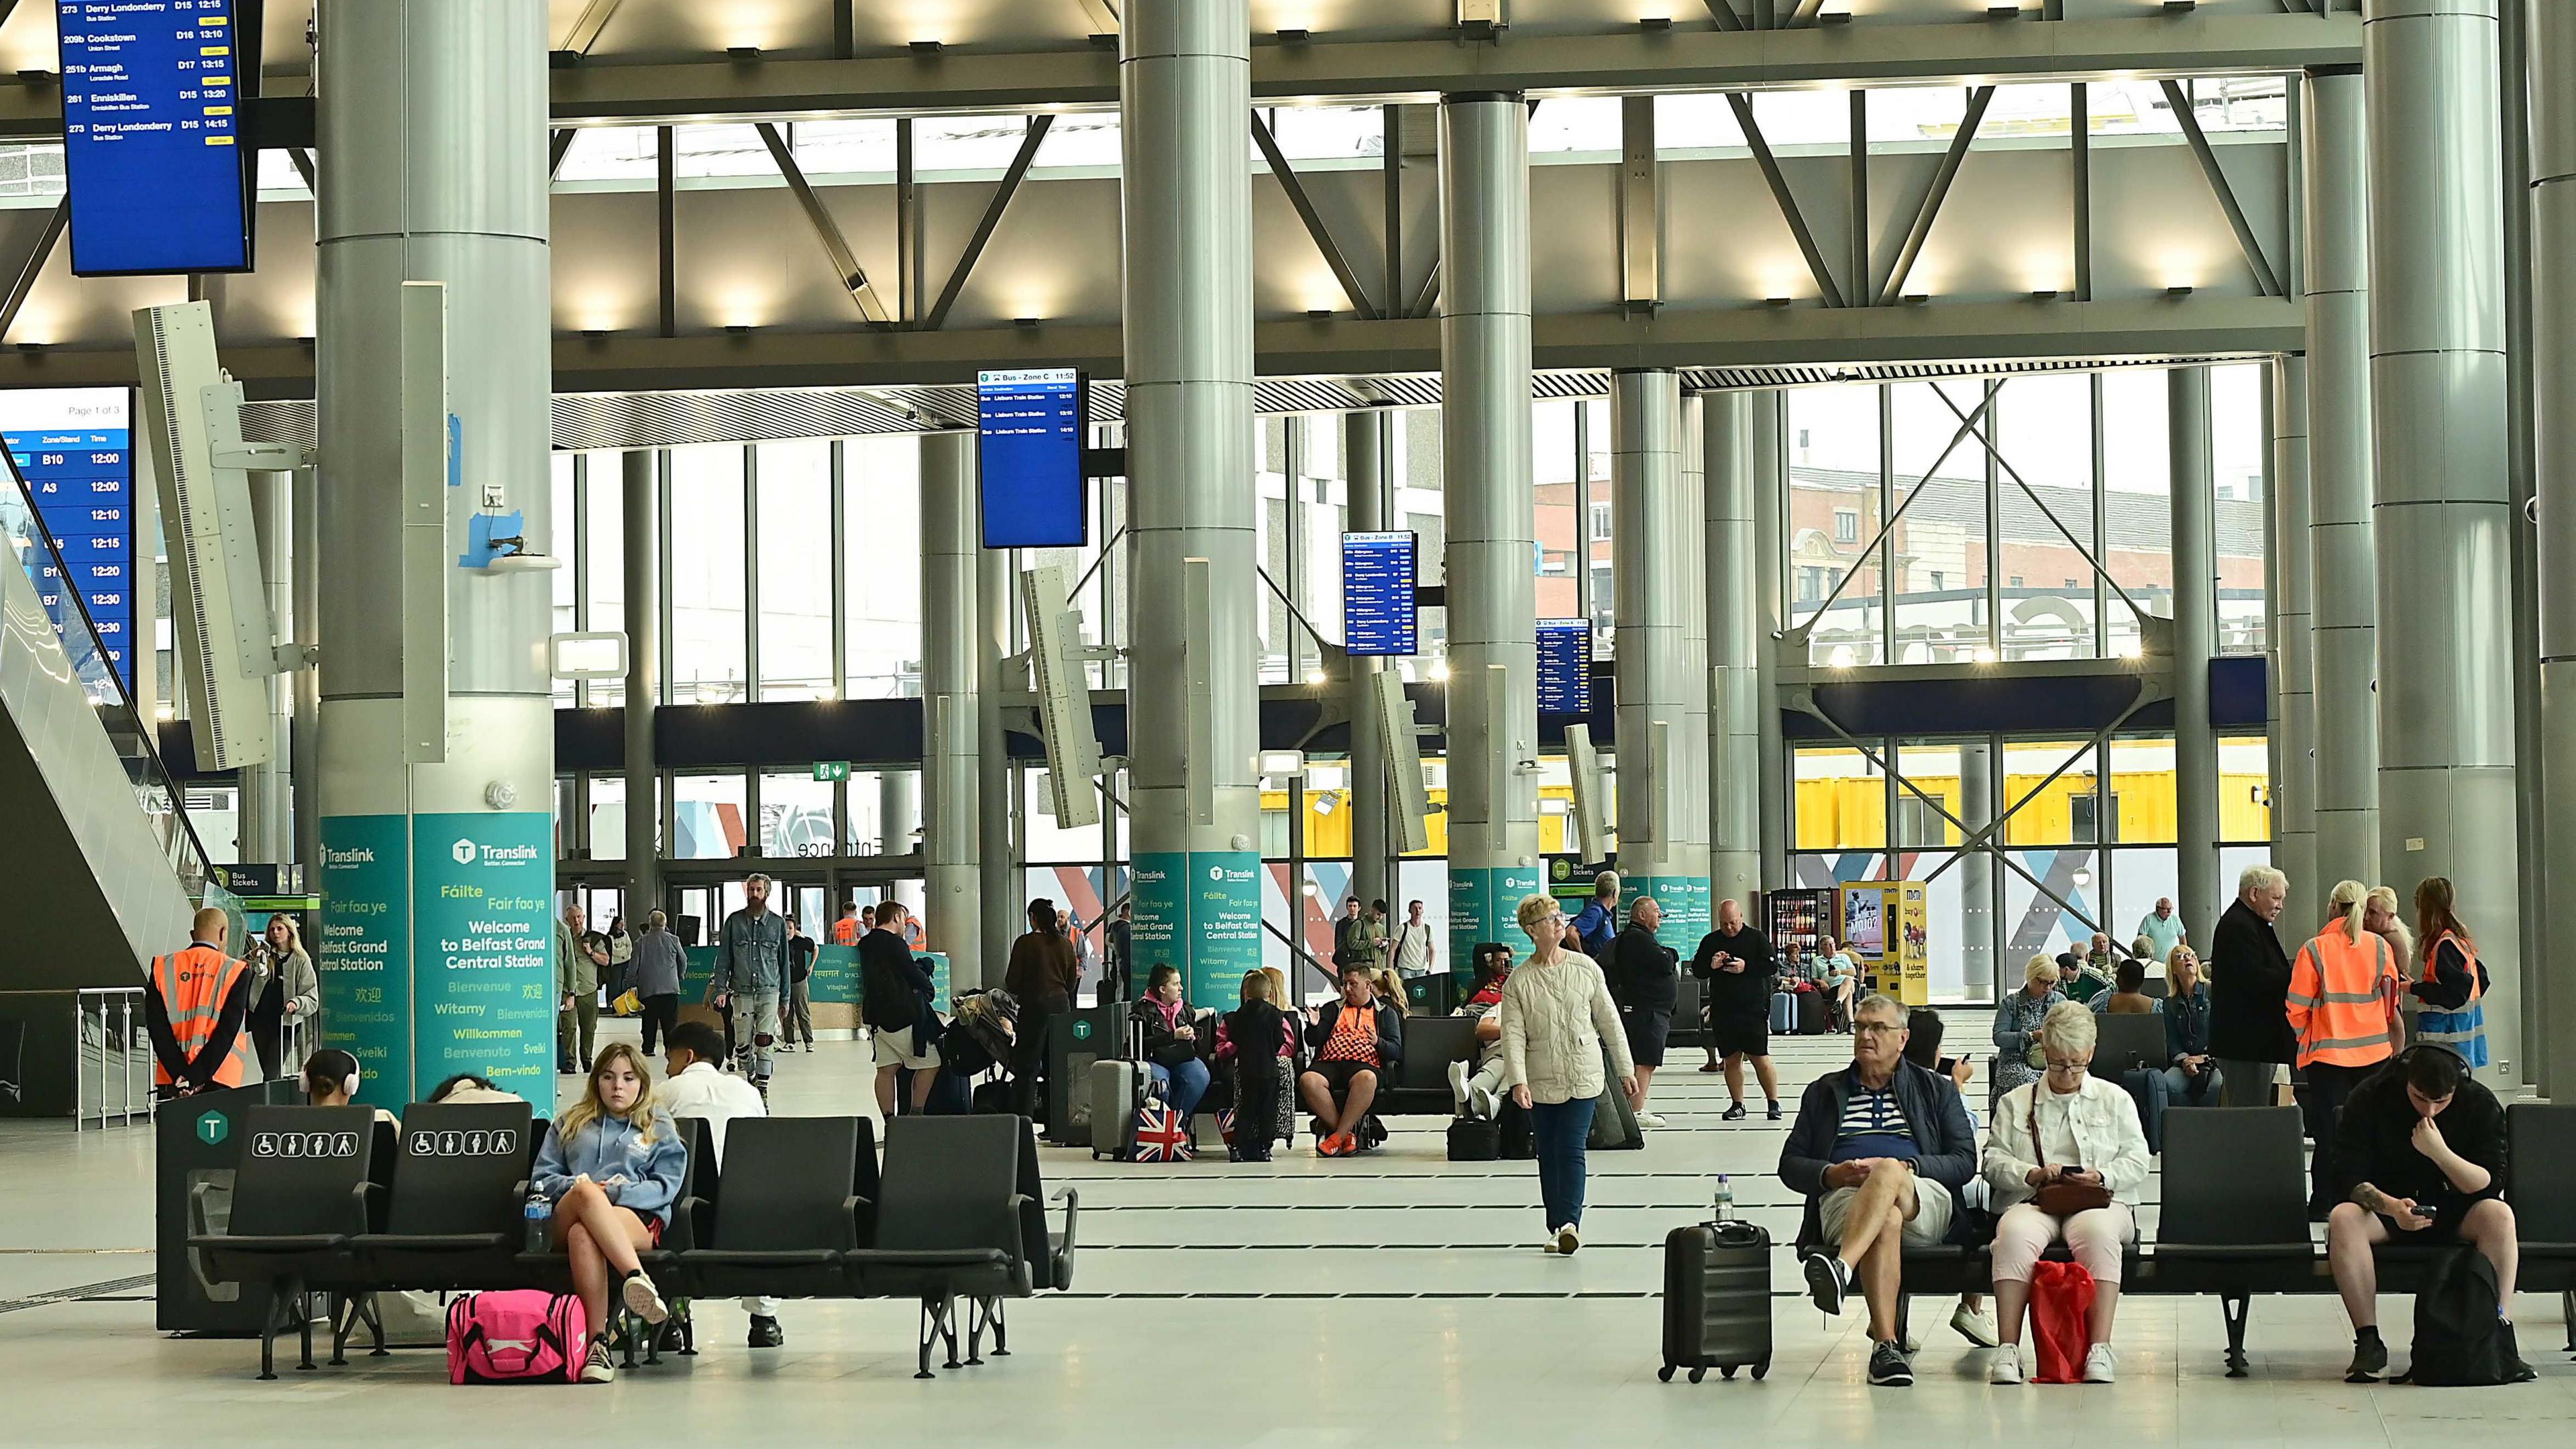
[1704,391,1762,910]
[2305,66,2381,903]
[2269,356,2318,906]
[237,470,290,866]
[921,429,983,985]
[2367,0,2523,1079]
[1122,1,1263,1004]
[315,0,554,1106]
[1959,741,1996,997]
[1752,393,1790,890]
[1613,371,1703,947]
[2169,367,2221,938]
[1440,93,1541,968]
[975,547,1015,982]
[1677,394,1711,914]
[623,450,658,918]
[2529,0,2575,1089]
[1344,409,1393,913]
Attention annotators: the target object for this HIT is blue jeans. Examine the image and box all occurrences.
[1529,1097,1598,1230]
[1150,1058,1212,1122]
[2161,1063,2222,1107]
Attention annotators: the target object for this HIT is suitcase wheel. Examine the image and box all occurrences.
[1690,1366,1709,1383]
[1658,1364,1675,1383]
[1752,1358,1769,1381]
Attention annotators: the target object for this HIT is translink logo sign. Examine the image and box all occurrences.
[451,839,543,866]
[452,839,476,865]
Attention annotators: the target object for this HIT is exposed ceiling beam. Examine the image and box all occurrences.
[1618,96,1658,312]
[5,15,2343,140]
[1701,1,1748,33]
[1074,0,1121,36]
[1879,86,1996,305]
[2159,78,2283,297]
[1726,92,1845,309]
[754,121,895,327]
[0,297,2300,397]
[0,200,67,345]
[925,115,1055,331]
[556,0,625,58]
[1250,110,1383,321]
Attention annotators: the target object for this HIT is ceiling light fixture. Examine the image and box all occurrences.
[726,45,761,60]
[908,39,945,56]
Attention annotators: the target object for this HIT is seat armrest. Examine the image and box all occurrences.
[1053,1185,1079,1258]
[188,1179,220,1240]
[352,1181,389,1233]
[669,1194,710,1253]
[842,1195,870,1252]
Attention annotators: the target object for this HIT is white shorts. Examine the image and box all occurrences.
[871,1024,940,1071]
[1817,1173,1955,1246]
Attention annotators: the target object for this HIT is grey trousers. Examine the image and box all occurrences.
[730,992,781,1080]
[2214,1058,2277,1108]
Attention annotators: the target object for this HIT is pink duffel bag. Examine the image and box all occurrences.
[446,1289,588,1384]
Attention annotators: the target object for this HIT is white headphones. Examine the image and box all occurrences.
[343,1071,361,1099]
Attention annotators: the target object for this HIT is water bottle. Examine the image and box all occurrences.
[1712,1173,1734,1224]
[523,1192,553,1254]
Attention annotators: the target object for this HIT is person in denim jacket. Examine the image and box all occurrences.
[533,1042,688,1383]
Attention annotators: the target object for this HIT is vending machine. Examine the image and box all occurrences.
[1837,881,1931,1005]
[1764,888,1835,981]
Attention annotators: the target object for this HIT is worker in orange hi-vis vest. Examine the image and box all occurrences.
[832,901,863,947]
[2286,880,2404,1218]
[146,906,257,1098]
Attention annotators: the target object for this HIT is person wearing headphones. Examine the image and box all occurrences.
[298,1049,397,1123]
[2323,1045,2530,1383]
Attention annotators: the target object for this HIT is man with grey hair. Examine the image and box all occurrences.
[631,908,687,1055]
[708,873,790,1089]
[2208,863,2294,1110]
[1779,991,1978,1388]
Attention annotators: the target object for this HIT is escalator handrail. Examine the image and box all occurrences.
[0,443,213,885]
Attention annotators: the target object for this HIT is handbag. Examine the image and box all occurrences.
[2028,1260,2097,1383]
[2025,1090,2112,1216]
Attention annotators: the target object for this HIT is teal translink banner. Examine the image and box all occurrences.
[1450,865,1544,980]
[317,814,411,1108]
[1134,850,1263,1004]
[411,812,555,1104]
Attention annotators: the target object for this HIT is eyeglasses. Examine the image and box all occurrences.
[2044,1057,2089,1073]
[1852,1021,1902,1037]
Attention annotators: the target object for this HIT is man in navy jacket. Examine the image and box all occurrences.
[1778,992,1978,1387]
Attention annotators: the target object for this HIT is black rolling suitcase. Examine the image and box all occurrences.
[1659,1214,1772,1383]
[1795,989,1829,1036]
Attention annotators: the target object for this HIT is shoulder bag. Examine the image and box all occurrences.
[2025,1089,2112,1216]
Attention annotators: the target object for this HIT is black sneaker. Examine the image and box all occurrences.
[2498,1320,2536,1382]
[1723,1102,1748,1122]
[2345,1331,2387,1383]
[1868,1340,1915,1387]
[1803,1252,1849,1316]
[748,1315,784,1348]
[1767,1101,1783,1122]
[581,1339,616,1384]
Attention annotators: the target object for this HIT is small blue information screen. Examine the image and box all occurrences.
[1536,618,1591,716]
[4,389,136,694]
[1342,530,1418,657]
[59,0,254,277]
[977,367,1087,549]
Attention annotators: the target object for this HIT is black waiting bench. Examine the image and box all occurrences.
[186,1102,1076,1381]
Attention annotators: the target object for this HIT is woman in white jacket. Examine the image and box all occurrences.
[1500,893,1639,1256]
[1981,1001,2151,1385]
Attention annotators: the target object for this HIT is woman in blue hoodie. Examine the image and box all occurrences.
[533,1041,686,1383]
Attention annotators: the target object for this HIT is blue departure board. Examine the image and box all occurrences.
[59,0,255,276]
[3,390,136,694]
[977,368,1088,548]
[1536,618,1591,716]
[1342,531,1418,657]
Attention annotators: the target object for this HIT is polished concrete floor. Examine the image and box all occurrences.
[5,1018,2571,1446]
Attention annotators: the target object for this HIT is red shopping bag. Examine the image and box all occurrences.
[2029,1259,2097,1383]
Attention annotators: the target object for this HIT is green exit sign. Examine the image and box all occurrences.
[812,761,851,783]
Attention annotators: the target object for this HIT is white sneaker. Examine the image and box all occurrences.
[1469,1085,1499,1120]
[2082,1343,2117,1383]
[1951,1300,2000,1348]
[1544,1226,1567,1254]
[1988,1349,2025,1385]
[1635,1111,1668,1130]
[1448,1059,1472,1112]
[621,1272,669,1326]
[1557,1224,1582,1256]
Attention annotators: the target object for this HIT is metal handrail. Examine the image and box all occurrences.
[74,987,148,1131]
[0,444,213,898]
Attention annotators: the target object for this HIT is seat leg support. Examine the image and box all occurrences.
[293,1277,315,1371]
[256,1283,286,1381]
[2562,1290,2574,1355]
[914,1297,945,1380]
[941,1293,963,1369]
[360,1292,386,1356]
[964,1297,985,1366]
[2220,1293,2251,1378]
[327,1293,353,1366]
[991,1297,1010,1357]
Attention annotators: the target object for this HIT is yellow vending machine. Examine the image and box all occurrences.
[1837,882,1931,1006]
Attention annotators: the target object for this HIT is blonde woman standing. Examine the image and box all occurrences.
[1500,893,1638,1256]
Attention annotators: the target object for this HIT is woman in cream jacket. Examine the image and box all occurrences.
[1499,893,1638,1256]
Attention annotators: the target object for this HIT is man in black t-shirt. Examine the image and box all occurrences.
[1690,896,1780,1120]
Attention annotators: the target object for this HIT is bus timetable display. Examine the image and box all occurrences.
[4,394,136,694]
[1536,618,1591,716]
[1341,531,1418,657]
[60,0,256,277]
[977,368,1088,549]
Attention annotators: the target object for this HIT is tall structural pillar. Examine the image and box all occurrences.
[2268,357,2318,908]
[236,470,292,866]
[2168,367,2221,939]
[2528,0,2575,1089]
[314,0,555,1107]
[1439,93,1541,969]
[2305,66,2381,905]
[920,432,984,988]
[1751,392,1790,892]
[1677,394,1711,919]
[2367,0,2523,1080]
[975,547,1015,983]
[1959,741,1996,996]
[1121,1,1263,1004]
[1612,372,1706,948]
[1343,409,1394,913]
[622,450,659,920]
[1703,391,1762,911]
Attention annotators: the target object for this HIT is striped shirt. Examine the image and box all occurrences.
[1831,1082,1918,1164]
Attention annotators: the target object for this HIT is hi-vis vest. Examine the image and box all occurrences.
[833,918,860,947]
[2286,924,2400,1070]
[2413,930,2489,1069]
[150,943,250,1089]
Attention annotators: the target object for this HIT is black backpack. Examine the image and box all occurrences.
[2403,1248,2523,1386]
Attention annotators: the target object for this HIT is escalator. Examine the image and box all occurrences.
[0,446,204,997]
